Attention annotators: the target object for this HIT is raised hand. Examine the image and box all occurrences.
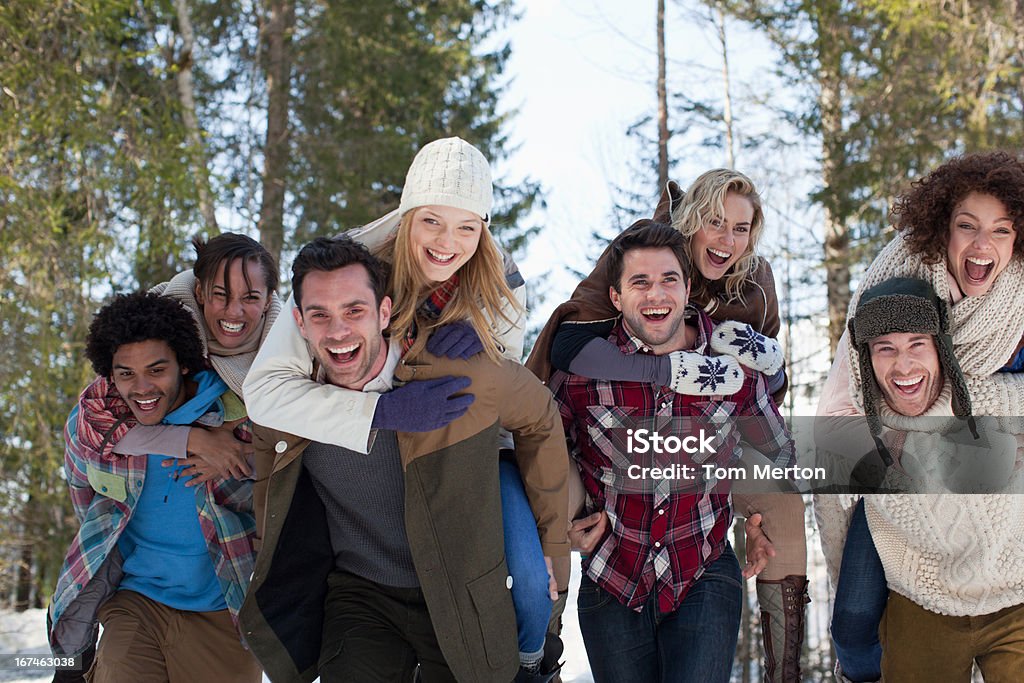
[710,320,784,375]
[667,351,744,396]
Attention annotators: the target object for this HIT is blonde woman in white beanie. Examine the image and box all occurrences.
[244,137,563,681]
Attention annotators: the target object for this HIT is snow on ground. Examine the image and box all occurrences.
[0,607,50,683]
[0,558,594,683]
[556,555,595,683]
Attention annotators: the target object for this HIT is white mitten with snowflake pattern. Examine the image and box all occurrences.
[667,351,744,396]
[709,320,784,376]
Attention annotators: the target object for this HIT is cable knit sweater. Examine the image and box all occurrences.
[814,234,1024,617]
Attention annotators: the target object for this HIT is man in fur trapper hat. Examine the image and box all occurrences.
[847,276,976,472]
[816,276,1024,683]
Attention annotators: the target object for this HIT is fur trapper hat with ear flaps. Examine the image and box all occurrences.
[849,277,976,464]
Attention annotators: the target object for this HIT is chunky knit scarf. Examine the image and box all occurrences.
[820,234,1024,616]
[816,380,1024,616]
[847,234,1024,395]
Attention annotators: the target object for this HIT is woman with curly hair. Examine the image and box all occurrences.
[820,150,1024,414]
[527,168,810,683]
[816,150,1024,682]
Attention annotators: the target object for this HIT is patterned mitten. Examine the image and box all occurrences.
[710,320,784,375]
[667,351,744,396]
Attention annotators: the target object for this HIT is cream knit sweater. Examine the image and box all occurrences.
[867,385,1024,617]
[814,234,1024,617]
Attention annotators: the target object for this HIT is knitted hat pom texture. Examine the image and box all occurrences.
[398,137,493,224]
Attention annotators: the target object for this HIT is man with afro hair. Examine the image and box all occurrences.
[48,291,261,683]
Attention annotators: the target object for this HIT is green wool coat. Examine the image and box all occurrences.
[239,349,570,683]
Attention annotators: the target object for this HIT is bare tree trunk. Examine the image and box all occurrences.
[14,520,32,612]
[818,8,850,357]
[1018,3,1024,139]
[259,0,295,266]
[782,192,795,417]
[656,0,669,190]
[1014,0,1024,136]
[822,156,849,356]
[173,0,218,233]
[714,2,736,169]
[258,0,294,266]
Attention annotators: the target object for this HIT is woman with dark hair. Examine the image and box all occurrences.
[49,234,281,682]
[99,233,282,481]
[816,150,1024,682]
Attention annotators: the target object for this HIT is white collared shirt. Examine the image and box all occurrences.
[360,339,402,394]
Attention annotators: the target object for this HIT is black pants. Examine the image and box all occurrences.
[319,570,456,683]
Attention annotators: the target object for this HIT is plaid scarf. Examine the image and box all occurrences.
[403,274,460,355]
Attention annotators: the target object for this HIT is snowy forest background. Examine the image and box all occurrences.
[4,0,1024,680]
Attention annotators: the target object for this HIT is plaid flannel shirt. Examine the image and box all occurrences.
[552,306,794,613]
[49,372,256,648]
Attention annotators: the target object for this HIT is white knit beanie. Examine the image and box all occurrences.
[398,137,492,224]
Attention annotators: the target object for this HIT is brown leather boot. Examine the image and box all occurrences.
[757,575,810,683]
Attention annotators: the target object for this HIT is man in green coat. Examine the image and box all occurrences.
[239,236,569,683]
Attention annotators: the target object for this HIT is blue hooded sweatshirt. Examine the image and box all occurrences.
[117,370,231,612]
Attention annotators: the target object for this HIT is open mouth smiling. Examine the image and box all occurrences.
[327,342,360,364]
[706,247,732,267]
[426,248,456,265]
[963,256,995,285]
[132,396,161,414]
[892,375,924,396]
[219,320,246,334]
[641,307,670,321]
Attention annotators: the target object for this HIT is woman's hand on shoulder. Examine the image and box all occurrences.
[427,321,483,360]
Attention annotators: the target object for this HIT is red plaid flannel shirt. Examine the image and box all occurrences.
[551,307,794,612]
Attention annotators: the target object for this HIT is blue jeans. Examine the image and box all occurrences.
[577,543,742,683]
[832,497,886,681]
[499,460,552,656]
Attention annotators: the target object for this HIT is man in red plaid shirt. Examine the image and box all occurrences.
[550,222,795,683]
